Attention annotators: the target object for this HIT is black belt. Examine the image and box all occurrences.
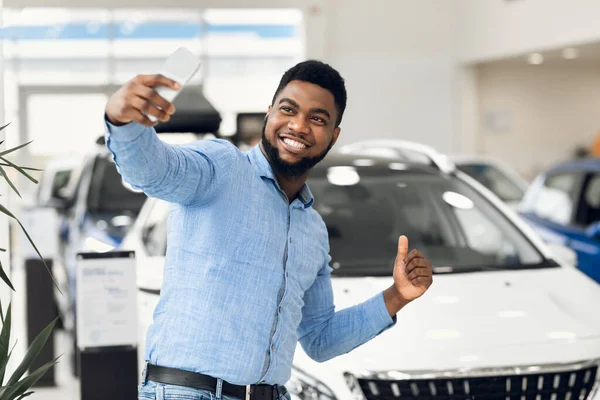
[145,363,287,400]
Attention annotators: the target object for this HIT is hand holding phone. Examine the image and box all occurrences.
[105,47,202,127]
[147,47,202,122]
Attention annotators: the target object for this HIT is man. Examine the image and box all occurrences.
[104,60,433,400]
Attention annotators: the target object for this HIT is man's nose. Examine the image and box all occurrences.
[288,115,310,134]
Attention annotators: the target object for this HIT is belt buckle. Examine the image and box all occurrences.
[245,384,252,400]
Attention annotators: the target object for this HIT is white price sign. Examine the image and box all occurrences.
[76,251,138,349]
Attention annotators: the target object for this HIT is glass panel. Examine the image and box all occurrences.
[26,93,108,156]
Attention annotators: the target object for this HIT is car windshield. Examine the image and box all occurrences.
[87,156,147,214]
[308,169,545,276]
[456,163,524,202]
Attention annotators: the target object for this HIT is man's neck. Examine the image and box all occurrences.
[274,171,308,203]
[259,144,309,203]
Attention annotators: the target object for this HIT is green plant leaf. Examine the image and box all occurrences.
[2,356,59,400]
[0,123,10,133]
[0,166,21,199]
[0,204,61,295]
[16,391,34,400]
[0,261,14,292]
[0,141,34,158]
[6,318,56,387]
[0,303,11,384]
[0,158,37,184]
[0,164,42,172]
[0,340,18,387]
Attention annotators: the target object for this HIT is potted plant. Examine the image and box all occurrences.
[0,122,60,400]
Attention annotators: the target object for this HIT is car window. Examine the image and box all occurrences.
[50,169,72,197]
[309,171,544,276]
[142,200,171,257]
[87,155,147,214]
[575,173,600,227]
[531,173,581,226]
[456,163,524,202]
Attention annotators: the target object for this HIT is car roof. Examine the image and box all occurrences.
[545,157,600,175]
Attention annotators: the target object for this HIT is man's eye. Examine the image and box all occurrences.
[281,107,293,113]
[312,117,326,124]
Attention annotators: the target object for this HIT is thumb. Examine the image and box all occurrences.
[397,235,409,266]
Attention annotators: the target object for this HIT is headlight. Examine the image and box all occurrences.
[84,236,115,253]
[287,366,337,400]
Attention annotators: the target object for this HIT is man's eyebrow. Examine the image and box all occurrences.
[310,108,331,120]
[278,98,299,108]
[278,98,332,120]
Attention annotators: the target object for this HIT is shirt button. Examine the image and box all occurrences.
[285,272,289,278]
[271,344,275,350]
[279,306,283,313]
[289,237,292,244]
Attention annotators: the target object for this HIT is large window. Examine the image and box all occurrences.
[1,7,305,150]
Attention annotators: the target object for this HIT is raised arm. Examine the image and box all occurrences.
[104,74,237,205]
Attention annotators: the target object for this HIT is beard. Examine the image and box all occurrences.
[261,118,334,179]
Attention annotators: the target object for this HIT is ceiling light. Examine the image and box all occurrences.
[527,53,544,65]
[562,47,580,60]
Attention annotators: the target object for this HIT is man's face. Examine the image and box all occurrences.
[261,80,341,178]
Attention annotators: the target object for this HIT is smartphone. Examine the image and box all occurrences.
[148,47,202,122]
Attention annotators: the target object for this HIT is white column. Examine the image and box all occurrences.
[0,0,11,315]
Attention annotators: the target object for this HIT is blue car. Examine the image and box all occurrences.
[519,158,600,283]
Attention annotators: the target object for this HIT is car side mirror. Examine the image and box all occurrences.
[546,243,578,267]
[585,221,600,241]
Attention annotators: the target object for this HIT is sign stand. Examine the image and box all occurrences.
[22,207,60,387]
[76,251,138,400]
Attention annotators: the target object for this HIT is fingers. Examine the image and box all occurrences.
[137,74,181,91]
[130,94,171,123]
[404,249,424,267]
[407,265,431,281]
[133,85,176,115]
[411,276,433,288]
[397,235,409,261]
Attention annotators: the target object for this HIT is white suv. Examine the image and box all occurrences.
[122,141,600,400]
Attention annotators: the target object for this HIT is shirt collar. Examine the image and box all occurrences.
[248,145,315,209]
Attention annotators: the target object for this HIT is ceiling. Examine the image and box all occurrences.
[478,40,600,68]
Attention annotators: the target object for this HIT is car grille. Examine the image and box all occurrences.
[356,365,598,400]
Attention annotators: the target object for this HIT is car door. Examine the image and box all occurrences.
[520,171,599,282]
[569,172,600,282]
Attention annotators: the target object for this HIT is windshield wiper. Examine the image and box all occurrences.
[433,259,559,274]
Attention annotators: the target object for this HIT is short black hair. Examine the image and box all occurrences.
[271,60,347,127]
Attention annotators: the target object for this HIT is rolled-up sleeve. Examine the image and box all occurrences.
[296,259,396,363]
[105,119,238,205]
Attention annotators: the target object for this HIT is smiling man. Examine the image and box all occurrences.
[104,60,433,400]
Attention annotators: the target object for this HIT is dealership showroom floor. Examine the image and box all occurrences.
[3,1,600,400]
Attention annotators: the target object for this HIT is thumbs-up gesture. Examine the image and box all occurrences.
[392,235,433,302]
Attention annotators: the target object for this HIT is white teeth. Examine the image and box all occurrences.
[283,138,307,149]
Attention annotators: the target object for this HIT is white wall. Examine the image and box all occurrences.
[457,0,600,63]
[323,0,458,152]
[476,63,600,179]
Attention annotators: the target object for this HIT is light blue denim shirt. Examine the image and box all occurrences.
[105,121,395,385]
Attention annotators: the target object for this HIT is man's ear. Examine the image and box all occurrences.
[267,105,272,116]
[331,127,341,146]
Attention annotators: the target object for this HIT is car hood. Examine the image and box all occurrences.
[295,266,600,376]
